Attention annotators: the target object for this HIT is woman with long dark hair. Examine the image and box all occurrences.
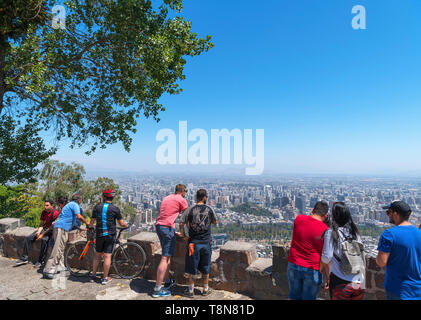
[319,202,366,300]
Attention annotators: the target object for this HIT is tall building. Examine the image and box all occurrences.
[281,196,289,207]
[295,196,305,214]
[310,197,318,208]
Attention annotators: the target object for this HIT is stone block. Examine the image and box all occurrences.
[219,241,257,267]
[246,258,272,277]
[213,281,236,293]
[272,244,288,259]
[3,227,37,259]
[128,232,161,267]
[144,249,162,280]
[221,260,234,281]
[235,280,250,293]
[363,292,376,300]
[367,257,381,272]
[375,290,386,300]
[0,218,25,233]
[272,271,289,294]
[173,236,188,258]
[375,272,385,289]
[365,270,373,290]
[233,265,249,281]
[272,245,288,273]
[209,261,220,278]
[67,229,84,243]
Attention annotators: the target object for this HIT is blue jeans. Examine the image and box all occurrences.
[156,225,176,257]
[185,242,211,275]
[287,262,323,300]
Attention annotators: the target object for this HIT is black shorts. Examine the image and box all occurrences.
[95,235,116,254]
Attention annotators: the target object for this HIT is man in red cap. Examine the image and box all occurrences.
[87,189,128,285]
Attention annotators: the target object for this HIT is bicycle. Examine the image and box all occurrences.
[64,226,146,279]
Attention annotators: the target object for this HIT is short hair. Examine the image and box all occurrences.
[196,189,207,202]
[313,201,329,216]
[44,199,54,206]
[57,196,68,205]
[71,193,82,201]
[175,184,186,194]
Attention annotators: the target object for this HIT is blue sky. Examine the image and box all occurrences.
[52,0,421,175]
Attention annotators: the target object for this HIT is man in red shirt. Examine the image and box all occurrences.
[287,200,329,300]
[152,184,189,298]
[16,200,60,268]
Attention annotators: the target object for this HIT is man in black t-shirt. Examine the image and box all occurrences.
[87,189,128,285]
[179,189,217,297]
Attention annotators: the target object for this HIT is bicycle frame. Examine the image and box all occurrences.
[79,240,92,260]
[77,227,128,260]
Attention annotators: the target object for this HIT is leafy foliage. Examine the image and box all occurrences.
[0,184,44,228]
[1,0,214,154]
[38,159,136,220]
[0,114,55,185]
[230,202,273,217]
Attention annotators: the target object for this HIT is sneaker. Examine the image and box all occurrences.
[152,288,171,298]
[202,288,213,296]
[43,273,55,279]
[182,287,194,298]
[34,262,42,268]
[163,278,176,290]
[101,277,112,285]
[15,258,28,266]
[89,274,97,283]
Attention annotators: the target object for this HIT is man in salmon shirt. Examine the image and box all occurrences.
[152,184,188,298]
[287,200,329,300]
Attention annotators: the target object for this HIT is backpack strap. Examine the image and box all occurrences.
[316,229,328,240]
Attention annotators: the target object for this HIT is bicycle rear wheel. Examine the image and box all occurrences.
[65,240,94,277]
[112,242,146,279]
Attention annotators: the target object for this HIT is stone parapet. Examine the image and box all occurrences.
[0,218,25,233]
[364,256,386,300]
[2,226,85,262]
[0,218,388,300]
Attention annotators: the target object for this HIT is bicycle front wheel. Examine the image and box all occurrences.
[112,242,146,279]
[65,240,93,277]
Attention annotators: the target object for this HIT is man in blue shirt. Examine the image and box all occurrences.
[43,194,89,279]
[376,200,421,300]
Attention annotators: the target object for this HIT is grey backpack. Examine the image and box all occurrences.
[333,230,366,275]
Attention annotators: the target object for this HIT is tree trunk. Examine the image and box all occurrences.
[0,39,6,115]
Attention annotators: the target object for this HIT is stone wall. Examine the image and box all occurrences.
[0,217,386,300]
[0,218,85,264]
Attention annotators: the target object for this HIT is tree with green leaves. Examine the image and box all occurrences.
[39,159,86,200]
[1,0,213,156]
[0,115,55,185]
[0,184,44,228]
[38,159,136,221]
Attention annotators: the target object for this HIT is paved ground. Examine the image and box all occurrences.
[0,256,252,300]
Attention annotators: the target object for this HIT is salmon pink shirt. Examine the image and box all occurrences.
[155,194,188,229]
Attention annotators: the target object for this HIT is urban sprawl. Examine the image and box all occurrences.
[99,174,421,260]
